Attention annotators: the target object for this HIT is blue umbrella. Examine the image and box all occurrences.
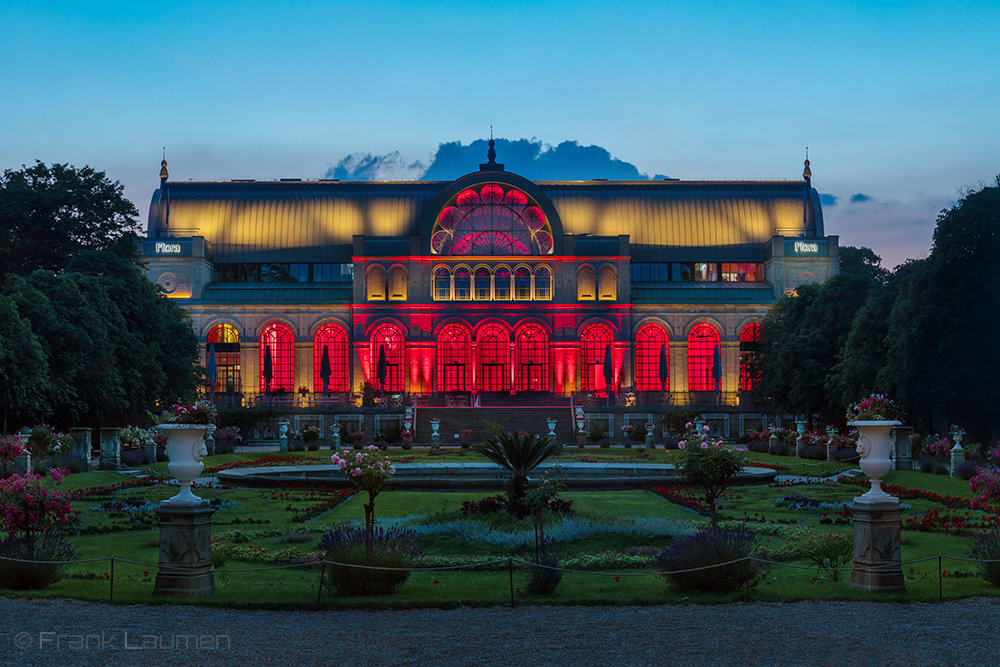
[658,343,668,392]
[603,344,614,406]
[319,344,331,394]
[263,344,273,393]
[712,343,722,393]
[377,344,388,396]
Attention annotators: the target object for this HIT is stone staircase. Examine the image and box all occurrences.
[414,406,577,445]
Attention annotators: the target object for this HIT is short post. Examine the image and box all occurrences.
[825,426,836,462]
[331,427,341,450]
[205,425,216,457]
[430,419,441,449]
[98,427,121,470]
[68,427,93,472]
[508,558,514,605]
[546,418,557,439]
[110,555,115,603]
[795,419,807,458]
[645,422,656,449]
[317,560,326,607]
[278,420,289,453]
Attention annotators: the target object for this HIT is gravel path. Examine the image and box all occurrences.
[3,597,998,666]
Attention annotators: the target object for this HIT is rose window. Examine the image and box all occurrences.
[431,183,553,255]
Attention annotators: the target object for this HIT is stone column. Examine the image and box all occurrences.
[153,502,216,596]
[68,427,93,472]
[825,426,836,463]
[891,426,913,471]
[278,420,289,453]
[850,501,906,593]
[795,419,807,458]
[950,428,966,477]
[98,428,121,470]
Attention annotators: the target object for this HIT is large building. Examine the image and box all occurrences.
[143,143,837,409]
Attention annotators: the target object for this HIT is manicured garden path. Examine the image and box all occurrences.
[3,596,997,666]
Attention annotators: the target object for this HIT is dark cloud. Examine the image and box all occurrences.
[850,193,874,203]
[324,151,425,181]
[325,139,664,182]
[819,193,838,206]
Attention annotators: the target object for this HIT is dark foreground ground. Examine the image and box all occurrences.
[3,597,997,666]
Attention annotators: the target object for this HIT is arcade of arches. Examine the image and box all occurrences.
[204,319,764,399]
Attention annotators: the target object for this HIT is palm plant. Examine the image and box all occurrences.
[478,431,559,499]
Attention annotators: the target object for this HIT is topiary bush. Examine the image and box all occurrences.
[653,526,769,593]
[969,528,1000,588]
[0,530,77,590]
[318,525,422,596]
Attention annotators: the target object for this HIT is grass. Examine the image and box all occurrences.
[3,449,999,608]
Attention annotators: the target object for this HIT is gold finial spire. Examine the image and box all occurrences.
[160,148,169,184]
[803,147,811,184]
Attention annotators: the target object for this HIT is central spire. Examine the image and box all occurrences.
[479,131,504,172]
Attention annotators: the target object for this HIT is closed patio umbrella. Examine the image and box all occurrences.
[319,344,331,394]
[712,343,722,393]
[603,344,614,407]
[206,344,217,395]
[658,343,668,392]
[377,344,387,397]
[263,344,273,393]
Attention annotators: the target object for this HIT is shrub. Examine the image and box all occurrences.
[318,525,422,596]
[804,531,853,581]
[50,454,86,475]
[934,463,950,475]
[969,528,1000,587]
[121,449,152,467]
[516,537,562,596]
[598,438,613,448]
[769,442,793,457]
[918,455,936,473]
[0,530,77,590]
[307,442,320,451]
[653,526,769,593]
[955,461,982,481]
[801,445,827,460]
[400,440,412,450]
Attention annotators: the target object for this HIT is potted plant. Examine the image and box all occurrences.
[400,429,413,450]
[154,400,217,505]
[846,394,902,503]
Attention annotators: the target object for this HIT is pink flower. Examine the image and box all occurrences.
[331,454,341,464]
[678,442,686,450]
[701,443,708,449]
[685,422,693,429]
[703,426,710,433]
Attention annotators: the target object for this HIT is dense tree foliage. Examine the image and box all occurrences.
[0,162,200,432]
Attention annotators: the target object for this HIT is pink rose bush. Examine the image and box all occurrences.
[331,445,397,536]
[0,469,72,538]
[0,436,26,466]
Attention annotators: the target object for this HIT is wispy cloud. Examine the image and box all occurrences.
[850,193,874,203]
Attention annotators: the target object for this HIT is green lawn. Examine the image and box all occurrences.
[3,450,998,608]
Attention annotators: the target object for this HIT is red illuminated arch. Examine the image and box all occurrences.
[739,322,762,392]
[369,322,406,393]
[437,323,471,392]
[313,323,349,393]
[688,323,721,392]
[635,323,669,391]
[431,183,554,256]
[260,323,294,393]
[476,323,510,392]
[514,323,549,392]
[580,322,614,394]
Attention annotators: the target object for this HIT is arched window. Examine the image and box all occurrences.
[739,322,762,392]
[476,323,509,392]
[533,266,551,300]
[598,266,617,301]
[454,267,471,300]
[494,266,512,301]
[514,267,531,300]
[369,322,406,393]
[367,265,386,301]
[688,323,721,392]
[635,323,669,392]
[437,324,471,392]
[577,265,596,300]
[474,267,491,300]
[313,323,349,393]
[580,322,614,394]
[260,323,294,393]
[430,183,554,255]
[514,323,549,392]
[434,267,451,301]
[207,323,240,393]
[388,266,407,301]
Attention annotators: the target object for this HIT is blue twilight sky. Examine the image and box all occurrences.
[2,0,997,268]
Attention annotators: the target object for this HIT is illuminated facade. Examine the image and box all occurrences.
[143,146,838,406]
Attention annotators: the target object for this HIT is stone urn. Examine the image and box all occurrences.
[546,418,557,438]
[157,424,209,505]
[849,420,902,504]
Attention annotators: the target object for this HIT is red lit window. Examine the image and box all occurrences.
[581,323,614,394]
[739,322,762,392]
[260,323,294,393]
[476,323,509,392]
[369,322,406,393]
[722,263,758,282]
[514,323,549,392]
[313,323,349,393]
[430,183,554,256]
[437,324,471,392]
[688,323,721,392]
[635,323,669,392]
[207,323,240,393]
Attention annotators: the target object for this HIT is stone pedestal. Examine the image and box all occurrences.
[98,428,121,470]
[950,444,965,478]
[891,426,913,470]
[153,502,216,596]
[850,501,905,593]
[68,427,93,472]
[278,420,289,453]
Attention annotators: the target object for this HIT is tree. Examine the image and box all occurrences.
[478,432,560,500]
[839,246,889,283]
[0,161,140,276]
[675,426,745,527]
[0,296,50,432]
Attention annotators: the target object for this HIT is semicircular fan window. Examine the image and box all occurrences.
[431,183,553,255]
